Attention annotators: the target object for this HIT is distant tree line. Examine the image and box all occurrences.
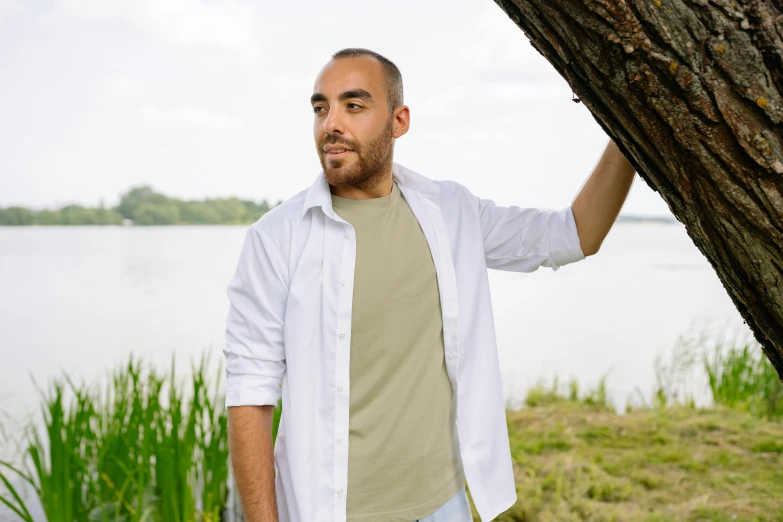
[0,186,283,226]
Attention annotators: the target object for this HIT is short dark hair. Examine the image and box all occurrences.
[331,48,403,114]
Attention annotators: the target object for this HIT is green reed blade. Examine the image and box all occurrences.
[0,469,34,522]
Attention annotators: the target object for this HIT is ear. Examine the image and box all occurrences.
[392,105,410,138]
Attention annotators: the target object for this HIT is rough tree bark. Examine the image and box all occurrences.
[491,0,783,379]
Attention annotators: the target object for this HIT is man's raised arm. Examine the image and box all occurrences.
[571,139,636,255]
[471,138,635,272]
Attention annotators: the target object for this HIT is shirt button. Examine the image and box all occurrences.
[345,231,350,239]
[337,488,344,495]
[341,280,348,286]
[337,385,343,392]
[337,437,343,443]
[339,333,346,340]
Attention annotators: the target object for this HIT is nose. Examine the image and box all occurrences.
[323,107,344,136]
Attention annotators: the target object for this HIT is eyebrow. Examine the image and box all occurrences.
[310,89,374,106]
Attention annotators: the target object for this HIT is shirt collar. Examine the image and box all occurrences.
[299,161,439,223]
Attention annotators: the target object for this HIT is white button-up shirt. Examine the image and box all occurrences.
[223,162,586,522]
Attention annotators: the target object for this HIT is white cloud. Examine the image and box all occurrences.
[426,115,514,146]
[0,0,24,19]
[458,3,553,73]
[414,86,467,118]
[467,128,512,144]
[488,81,568,103]
[105,76,145,98]
[59,0,261,60]
[422,126,512,146]
[425,129,456,145]
[268,75,313,101]
[142,104,243,130]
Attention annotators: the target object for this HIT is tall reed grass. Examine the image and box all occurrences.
[639,327,781,418]
[703,335,783,420]
[0,353,231,522]
[519,328,782,420]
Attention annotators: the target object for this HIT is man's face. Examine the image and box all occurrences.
[311,56,402,188]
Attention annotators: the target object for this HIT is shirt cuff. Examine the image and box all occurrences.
[548,206,586,271]
[225,375,283,408]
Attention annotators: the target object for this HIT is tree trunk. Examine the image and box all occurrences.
[491,0,783,379]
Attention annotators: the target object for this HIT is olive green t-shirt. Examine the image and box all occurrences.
[331,179,465,521]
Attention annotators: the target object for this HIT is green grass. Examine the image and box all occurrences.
[0,353,229,522]
[646,327,783,419]
[470,400,783,521]
[467,330,783,521]
[704,339,783,421]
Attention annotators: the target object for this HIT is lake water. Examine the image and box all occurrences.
[0,223,750,436]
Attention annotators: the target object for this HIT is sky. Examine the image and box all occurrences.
[0,0,673,216]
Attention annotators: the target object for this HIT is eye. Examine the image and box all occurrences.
[348,103,362,109]
[313,106,324,114]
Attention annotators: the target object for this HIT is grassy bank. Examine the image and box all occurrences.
[2,332,781,521]
[472,331,783,521]
[476,394,783,521]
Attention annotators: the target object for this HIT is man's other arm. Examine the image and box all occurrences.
[229,405,278,522]
[223,221,290,522]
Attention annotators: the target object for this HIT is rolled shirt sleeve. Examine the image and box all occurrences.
[223,222,288,408]
[475,194,586,272]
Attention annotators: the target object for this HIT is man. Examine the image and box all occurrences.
[224,48,636,522]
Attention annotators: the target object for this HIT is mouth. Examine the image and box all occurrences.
[325,148,353,159]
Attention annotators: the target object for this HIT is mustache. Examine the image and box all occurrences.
[322,138,355,150]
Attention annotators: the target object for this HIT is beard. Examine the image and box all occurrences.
[318,115,394,191]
